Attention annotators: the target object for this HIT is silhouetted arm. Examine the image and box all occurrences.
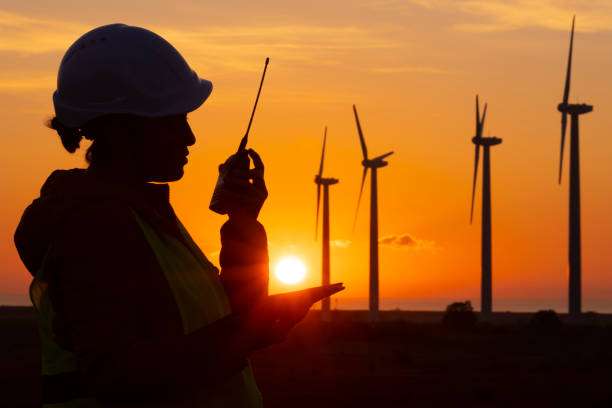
[219,213,269,314]
[46,201,256,402]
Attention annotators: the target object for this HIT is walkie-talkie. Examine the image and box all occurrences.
[209,58,270,215]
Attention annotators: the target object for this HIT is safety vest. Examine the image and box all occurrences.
[30,206,263,407]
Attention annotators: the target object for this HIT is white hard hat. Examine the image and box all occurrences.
[53,23,212,127]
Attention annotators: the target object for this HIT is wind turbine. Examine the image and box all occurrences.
[315,126,338,321]
[352,105,393,322]
[557,16,592,319]
[470,95,502,320]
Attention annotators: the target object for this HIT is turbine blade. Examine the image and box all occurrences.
[476,95,480,134]
[372,151,394,161]
[478,103,488,138]
[352,167,368,232]
[558,16,574,184]
[562,16,575,106]
[315,183,321,239]
[470,144,480,223]
[353,105,368,160]
[318,126,327,177]
[559,112,567,184]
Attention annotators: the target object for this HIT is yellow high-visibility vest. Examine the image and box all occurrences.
[30,206,262,407]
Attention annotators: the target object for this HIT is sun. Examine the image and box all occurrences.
[274,256,307,285]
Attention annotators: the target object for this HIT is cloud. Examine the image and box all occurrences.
[379,233,434,249]
[0,76,55,92]
[371,66,448,74]
[158,25,399,73]
[331,239,352,248]
[0,11,85,53]
[448,0,609,33]
[373,0,612,33]
[0,9,398,71]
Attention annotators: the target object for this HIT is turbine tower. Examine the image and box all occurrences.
[315,127,338,321]
[352,105,393,322]
[557,16,592,319]
[470,95,502,320]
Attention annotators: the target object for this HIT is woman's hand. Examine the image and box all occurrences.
[234,293,313,352]
[216,149,268,219]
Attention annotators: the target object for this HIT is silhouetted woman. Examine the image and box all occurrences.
[14,24,308,407]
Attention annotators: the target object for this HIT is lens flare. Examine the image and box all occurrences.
[275,256,307,284]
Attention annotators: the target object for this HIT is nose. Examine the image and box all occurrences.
[184,121,195,146]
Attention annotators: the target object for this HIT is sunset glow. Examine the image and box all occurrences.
[1,1,612,310]
[274,257,307,285]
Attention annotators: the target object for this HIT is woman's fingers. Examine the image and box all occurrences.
[217,149,267,218]
[247,149,264,172]
[247,149,264,180]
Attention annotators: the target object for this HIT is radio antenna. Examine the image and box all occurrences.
[237,57,270,152]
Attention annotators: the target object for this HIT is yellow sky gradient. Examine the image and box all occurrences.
[1,0,612,308]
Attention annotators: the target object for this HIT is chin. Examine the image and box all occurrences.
[148,167,185,182]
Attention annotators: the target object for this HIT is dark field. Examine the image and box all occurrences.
[2,307,612,407]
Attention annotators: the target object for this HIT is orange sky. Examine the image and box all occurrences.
[1,0,612,309]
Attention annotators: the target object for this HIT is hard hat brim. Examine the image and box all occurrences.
[53,77,213,128]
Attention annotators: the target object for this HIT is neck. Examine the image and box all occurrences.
[87,160,146,183]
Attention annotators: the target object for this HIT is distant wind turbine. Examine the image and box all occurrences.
[315,127,338,321]
[352,105,393,322]
[470,95,502,320]
[557,16,592,319]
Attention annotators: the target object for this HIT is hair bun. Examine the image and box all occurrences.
[50,117,83,153]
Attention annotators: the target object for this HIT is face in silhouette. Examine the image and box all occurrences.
[136,114,195,182]
[88,113,195,182]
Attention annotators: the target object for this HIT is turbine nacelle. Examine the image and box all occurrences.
[557,103,593,115]
[362,151,394,168]
[472,136,502,147]
[315,175,339,185]
[362,160,388,168]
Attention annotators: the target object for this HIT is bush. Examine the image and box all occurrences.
[528,310,562,330]
[582,311,601,325]
[442,301,477,330]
